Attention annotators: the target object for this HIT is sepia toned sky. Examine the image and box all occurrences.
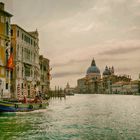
[1,0,140,89]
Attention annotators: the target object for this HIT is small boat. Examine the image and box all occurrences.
[66,92,75,96]
[0,98,49,112]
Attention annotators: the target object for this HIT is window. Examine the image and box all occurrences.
[11,30,13,36]
[22,33,24,40]
[6,83,8,89]
[0,68,4,76]
[40,64,42,70]
[16,66,19,77]
[17,30,19,37]
[6,17,9,22]
[17,45,19,59]
[28,85,30,97]
[22,67,24,77]
[10,71,13,80]
[44,66,47,71]
[6,50,9,62]
[6,70,9,78]
[30,52,32,62]
[31,70,32,76]
[22,47,23,59]
[22,83,23,89]
[10,47,13,53]
[6,21,9,36]
[25,65,31,77]
[1,16,4,23]
[1,39,4,46]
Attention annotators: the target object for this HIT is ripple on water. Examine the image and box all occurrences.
[0,94,140,140]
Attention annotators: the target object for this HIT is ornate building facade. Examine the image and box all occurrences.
[102,66,131,94]
[11,25,40,98]
[39,55,50,94]
[0,3,12,98]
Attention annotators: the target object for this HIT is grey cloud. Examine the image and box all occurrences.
[116,67,139,72]
[99,46,140,55]
[11,0,96,23]
[115,66,140,78]
[52,57,129,68]
[98,57,129,62]
[52,71,83,78]
[52,59,89,67]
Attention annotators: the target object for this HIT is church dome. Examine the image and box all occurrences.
[103,66,111,75]
[86,58,100,74]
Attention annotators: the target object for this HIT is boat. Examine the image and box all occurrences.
[66,91,75,96]
[0,97,49,112]
[0,100,48,112]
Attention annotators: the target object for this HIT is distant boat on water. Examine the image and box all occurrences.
[66,92,75,96]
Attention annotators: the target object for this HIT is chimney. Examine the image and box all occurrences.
[0,2,4,11]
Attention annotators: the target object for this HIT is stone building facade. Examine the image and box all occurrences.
[39,55,50,94]
[77,58,102,93]
[0,3,12,98]
[112,81,139,95]
[11,24,40,98]
[102,66,131,94]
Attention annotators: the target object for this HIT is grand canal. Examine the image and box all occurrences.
[0,94,140,140]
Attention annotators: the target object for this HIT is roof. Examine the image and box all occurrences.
[86,58,100,74]
[0,9,13,17]
[78,77,86,81]
[113,81,129,85]
[11,24,37,40]
[39,55,49,62]
[87,66,100,74]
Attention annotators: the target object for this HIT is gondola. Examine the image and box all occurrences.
[0,97,48,112]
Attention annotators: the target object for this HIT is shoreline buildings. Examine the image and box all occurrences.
[77,58,140,95]
[64,82,75,94]
[0,3,51,99]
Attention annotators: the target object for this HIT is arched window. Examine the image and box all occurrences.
[6,21,9,36]
[10,47,13,53]
[6,50,8,62]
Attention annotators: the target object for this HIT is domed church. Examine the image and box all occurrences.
[77,58,131,94]
[86,58,101,80]
[103,66,114,77]
[77,58,102,94]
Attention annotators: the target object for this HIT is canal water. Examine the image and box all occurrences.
[0,94,140,140]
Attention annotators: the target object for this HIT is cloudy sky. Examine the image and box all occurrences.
[1,0,140,88]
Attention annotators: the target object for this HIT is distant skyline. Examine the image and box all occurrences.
[1,0,140,88]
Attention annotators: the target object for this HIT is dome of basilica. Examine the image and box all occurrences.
[103,66,114,76]
[103,69,111,75]
[86,58,100,74]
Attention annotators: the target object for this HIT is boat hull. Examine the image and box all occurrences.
[0,100,48,112]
